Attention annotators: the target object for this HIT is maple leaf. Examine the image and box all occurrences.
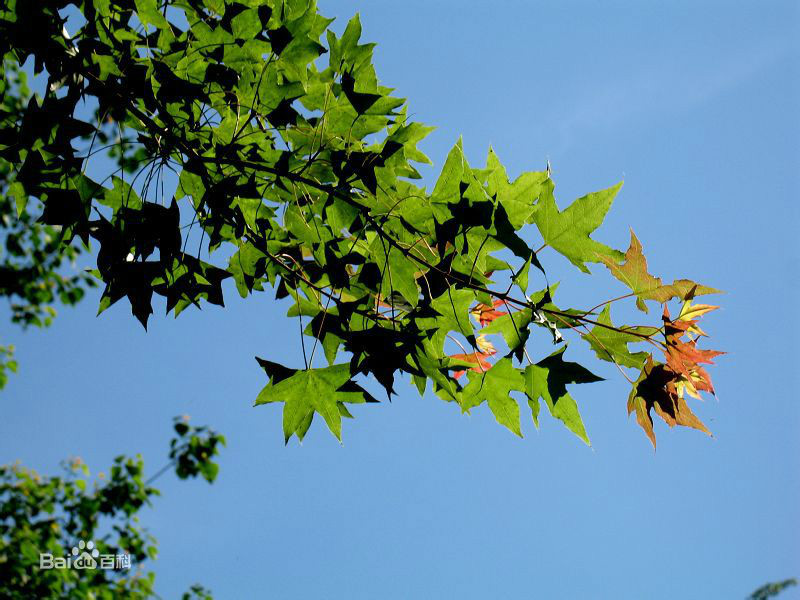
[628,357,712,449]
[254,361,378,443]
[530,179,624,273]
[481,307,533,354]
[676,297,719,338]
[525,347,602,444]
[418,289,476,357]
[449,338,496,378]
[461,358,526,436]
[599,230,721,312]
[662,304,724,396]
[677,299,719,323]
[627,301,722,447]
[485,147,549,229]
[583,304,651,369]
[470,299,507,327]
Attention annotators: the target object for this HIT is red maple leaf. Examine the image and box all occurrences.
[628,300,724,448]
[449,337,497,379]
[662,304,724,395]
[470,299,507,327]
[450,351,494,379]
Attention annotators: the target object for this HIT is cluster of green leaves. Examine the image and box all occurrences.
[0,0,722,447]
[0,456,158,598]
[0,417,221,598]
[748,579,798,600]
[169,415,226,482]
[0,60,96,388]
[0,342,17,389]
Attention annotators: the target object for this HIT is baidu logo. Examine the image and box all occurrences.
[38,539,131,571]
[70,540,99,569]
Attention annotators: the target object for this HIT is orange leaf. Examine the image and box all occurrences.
[449,350,494,379]
[599,230,721,312]
[662,304,724,392]
[628,357,713,449]
[628,301,723,447]
[470,299,507,327]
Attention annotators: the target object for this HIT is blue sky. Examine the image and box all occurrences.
[2,0,799,597]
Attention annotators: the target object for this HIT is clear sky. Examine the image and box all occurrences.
[1,1,799,598]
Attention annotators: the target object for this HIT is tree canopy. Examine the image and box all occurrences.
[0,0,724,448]
[0,417,224,598]
[0,61,96,388]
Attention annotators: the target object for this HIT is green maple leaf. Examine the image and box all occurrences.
[254,361,376,443]
[480,307,532,354]
[99,176,142,211]
[227,243,267,298]
[583,305,651,369]
[431,138,469,204]
[420,288,476,355]
[531,179,624,273]
[525,347,602,444]
[485,148,548,229]
[134,0,169,29]
[462,358,525,436]
[369,236,420,307]
[599,230,722,312]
